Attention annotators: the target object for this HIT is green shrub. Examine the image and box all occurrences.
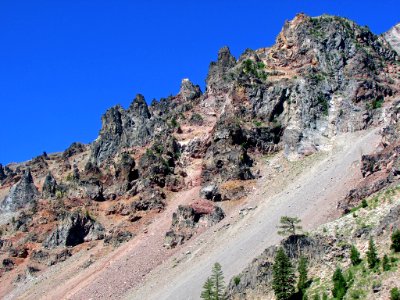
[361,199,368,208]
[371,96,384,109]
[350,245,362,266]
[233,276,241,286]
[391,287,400,300]
[170,116,179,128]
[391,229,400,252]
[382,254,391,271]
[366,238,379,269]
[332,267,347,300]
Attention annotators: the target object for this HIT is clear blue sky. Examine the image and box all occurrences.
[0,0,399,164]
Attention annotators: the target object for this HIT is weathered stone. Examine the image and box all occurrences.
[131,188,166,212]
[179,78,202,101]
[82,179,104,201]
[88,94,153,165]
[104,230,134,247]
[43,211,104,248]
[0,169,39,212]
[164,200,225,248]
[42,172,58,199]
[63,142,86,158]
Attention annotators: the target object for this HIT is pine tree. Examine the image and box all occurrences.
[297,256,309,293]
[391,229,400,252]
[332,267,347,300]
[382,254,391,271]
[210,262,226,300]
[201,277,214,300]
[366,237,379,269]
[272,247,296,300]
[350,245,361,266]
[277,216,302,236]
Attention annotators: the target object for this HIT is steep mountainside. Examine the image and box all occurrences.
[0,13,399,300]
[385,23,400,54]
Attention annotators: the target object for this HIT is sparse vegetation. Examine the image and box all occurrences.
[242,59,268,80]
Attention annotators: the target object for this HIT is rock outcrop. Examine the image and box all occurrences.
[164,200,225,248]
[63,142,86,158]
[338,101,400,213]
[179,78,202,101]
[384,23,400,54]
[0,169,39,212]
[0,164,6,181]
[42,172,58,199]
[43,211,104,248]
[88,94,154,165]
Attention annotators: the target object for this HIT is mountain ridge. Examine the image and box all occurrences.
[0,13,399,299]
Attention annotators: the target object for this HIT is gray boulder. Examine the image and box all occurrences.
[164,200,225,248]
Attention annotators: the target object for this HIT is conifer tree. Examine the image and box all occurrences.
[332,267,347,300]
[382,254,391,271]
[277,216,302,236]
[210,262,226,300]
[272,247,296,300]
[297,256,309,293]
[366,237,379,269]
[201,277,214,300]
[350,245,361,266]
[391,229,400,252]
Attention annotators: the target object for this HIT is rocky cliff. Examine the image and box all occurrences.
[0,13,399,297]
[385,23,400,54]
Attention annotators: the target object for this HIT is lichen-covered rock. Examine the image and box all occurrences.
[43,211,104,248]
[114,152,138,183]
[0,169,39,212]
[201,118,254,197]
[138,136,181,189]
[164,200,225,248]
[82,178,104,201]
[42,172,58,199]
[88,94,154,165]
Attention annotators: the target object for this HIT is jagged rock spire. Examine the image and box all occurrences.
[179,78,202,101]
[0,168,39,212]
[42,172,58,199]
[129,94,151,118]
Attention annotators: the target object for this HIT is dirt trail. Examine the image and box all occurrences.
[124,128,382,300]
